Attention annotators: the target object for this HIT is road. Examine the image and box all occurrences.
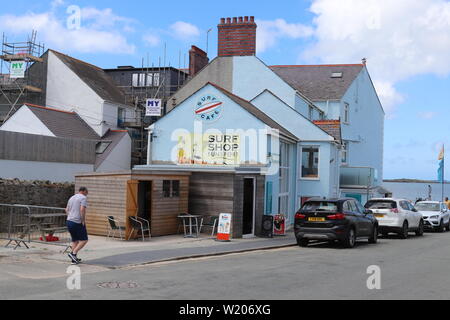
[1,230,450,300]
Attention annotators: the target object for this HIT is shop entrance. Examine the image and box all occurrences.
[243,178,256,237]
[138,181,152,223]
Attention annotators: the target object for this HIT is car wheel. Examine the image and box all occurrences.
[446,222,450,232]
[398,221,409,239]
[415,220,424,237]
[438,220,445,233]
[369,225,378,244]
[297,238,309,247]
[382,232,389,237]
[342,228,356,248]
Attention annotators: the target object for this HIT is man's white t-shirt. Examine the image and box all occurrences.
[67,194,88,224]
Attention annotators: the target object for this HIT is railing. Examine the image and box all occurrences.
[340,167,378,188]
[0,204,71,251]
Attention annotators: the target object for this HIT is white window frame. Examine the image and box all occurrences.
[344,102,350,124]
[279,142,291,216]
[341,141,348,165]
[299,146,320,181]
[309,106,314,120]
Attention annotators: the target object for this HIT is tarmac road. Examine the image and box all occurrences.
[1,230,450,300]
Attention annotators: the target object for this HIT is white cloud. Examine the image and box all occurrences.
[0,7,135,55]
[143,33,160,47]
[256,19,314,53]
[302,0,450,117]
[418,111,438,120]
[169,21,200,40]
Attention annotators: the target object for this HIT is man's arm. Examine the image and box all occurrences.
[80,206,87,225]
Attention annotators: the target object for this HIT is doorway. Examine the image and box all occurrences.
[138,181,152,222]
[243,178,256,237]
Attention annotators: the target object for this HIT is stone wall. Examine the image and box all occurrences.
[0,179,75,208]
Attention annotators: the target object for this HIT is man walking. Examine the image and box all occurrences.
[66,187,89,265]
[445,197,450,210]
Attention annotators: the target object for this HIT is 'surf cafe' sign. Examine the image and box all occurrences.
[195,95,223,122]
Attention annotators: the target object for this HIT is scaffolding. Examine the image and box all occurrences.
[0,31,45,123]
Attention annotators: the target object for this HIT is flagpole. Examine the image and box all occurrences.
[443,145,445,203]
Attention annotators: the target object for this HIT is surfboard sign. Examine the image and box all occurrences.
[195,95,223,122]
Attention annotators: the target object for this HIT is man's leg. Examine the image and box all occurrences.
[73,241,88,255]
[71,241,79,253]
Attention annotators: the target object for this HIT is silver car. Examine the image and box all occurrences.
[415,201,450,232]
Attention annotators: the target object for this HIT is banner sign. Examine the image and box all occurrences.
[274,214,286,236]
[146,99,162,117]
[217,213,232,242]
[177,134,240,166]
[10,61,25,79]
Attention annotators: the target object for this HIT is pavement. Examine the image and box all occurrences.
[0,232,296,269]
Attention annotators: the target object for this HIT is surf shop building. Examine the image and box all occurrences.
[77,16,384,239]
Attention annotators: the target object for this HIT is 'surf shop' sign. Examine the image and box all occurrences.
[206,134,239,161]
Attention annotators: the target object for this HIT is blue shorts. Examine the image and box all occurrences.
[67,221,89,242]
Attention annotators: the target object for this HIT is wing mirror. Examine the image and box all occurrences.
[365,210,373,215]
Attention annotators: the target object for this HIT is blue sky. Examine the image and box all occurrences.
[1,0,449,180]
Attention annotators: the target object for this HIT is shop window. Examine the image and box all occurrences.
[301,147,319,179]
[163,180,180,198]
[344,103,350,124]
[342,142,348,164]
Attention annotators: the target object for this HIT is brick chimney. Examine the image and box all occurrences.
[189,46,209,77]
[218,16,257,57]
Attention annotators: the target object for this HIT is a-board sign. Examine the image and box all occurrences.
[217,213,232,242]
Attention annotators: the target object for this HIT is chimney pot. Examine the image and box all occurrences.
[220,18,225,24]
[233,17,238,23]
[250,16,255,22]
[239,17,243,23]
[244,16,249,22]
[226,17,231,24]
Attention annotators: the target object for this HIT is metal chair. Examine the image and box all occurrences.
[199,216,219,237]
[127,216,151,241]
[107,216,126,240]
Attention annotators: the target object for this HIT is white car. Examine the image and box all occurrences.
[415,201,450,232]
[364,198,424,239]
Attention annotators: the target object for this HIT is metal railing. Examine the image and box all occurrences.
[0,204,71,250]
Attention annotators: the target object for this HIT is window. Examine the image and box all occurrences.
[344,103,350,124]
[96,141,111,154]
[309,106,314,120]
[301,147,319,179]
[301,201,338,212]
[163,180,180,198]
[146,73,153,87]
[153,73,160,87]
[132,73,139,87]
[341,142,348,164]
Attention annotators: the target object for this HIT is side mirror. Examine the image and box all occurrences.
[365,210,373,215]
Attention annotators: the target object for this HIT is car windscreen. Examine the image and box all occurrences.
[365,200,397,209]
[415,203,440,212]
[301,202,338,212]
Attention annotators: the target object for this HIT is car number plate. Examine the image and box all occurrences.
[375,214,385,218]
[309,217,326,222]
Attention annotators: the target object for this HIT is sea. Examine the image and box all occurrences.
[383,182,450,202]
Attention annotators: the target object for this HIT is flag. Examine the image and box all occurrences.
[438,146,444,182]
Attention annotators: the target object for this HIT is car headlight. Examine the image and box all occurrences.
[430,215,439,220]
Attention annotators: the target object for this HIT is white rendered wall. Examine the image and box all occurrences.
[0,106,55,137]
[96,134,132,172]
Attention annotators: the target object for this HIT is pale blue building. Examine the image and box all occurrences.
[136,17,385,237]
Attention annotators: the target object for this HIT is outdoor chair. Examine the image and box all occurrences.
[127,216,151,242]
[199,216,219,237]
[107,216,126,240]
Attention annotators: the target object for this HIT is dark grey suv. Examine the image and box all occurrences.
[294,198,379,248]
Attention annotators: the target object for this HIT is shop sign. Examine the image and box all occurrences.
[217,213,232,242]
[177,133,240,166]
[274,214,286,236]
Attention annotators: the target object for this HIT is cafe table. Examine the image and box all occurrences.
[177,214,203,238]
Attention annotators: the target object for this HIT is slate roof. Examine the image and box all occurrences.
[270,64,364,101]
[208,83,298,141]
[50,50,128,106]
[25,104,100,140]
[313,120,342,143]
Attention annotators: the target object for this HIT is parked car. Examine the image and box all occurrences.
[364,198,424,239]
[415,201,450,232]
[294,198,379,249]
